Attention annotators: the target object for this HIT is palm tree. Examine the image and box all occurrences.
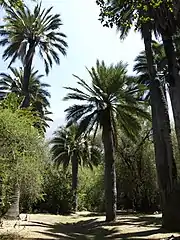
[0,3,68,108]
[50,124,101,211]
[63,60,150,221]
[0,67,51,109]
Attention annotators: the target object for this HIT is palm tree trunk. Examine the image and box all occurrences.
[20,43,35,108]
[72,155,78,212]
[142,24,179,230]
[102,108,117,222]
[162,35,180,153]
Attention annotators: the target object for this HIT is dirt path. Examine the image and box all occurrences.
[0,211,180,239]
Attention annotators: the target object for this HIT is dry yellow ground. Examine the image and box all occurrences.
[0,211,180,239]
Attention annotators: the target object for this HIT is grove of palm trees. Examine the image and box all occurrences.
[1,0,180,239]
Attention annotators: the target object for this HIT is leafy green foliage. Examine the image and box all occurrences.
[116,126,159,212]
[0,109,47,215]
[32,166,73,214]
[0,92,21,111]
[96,0,179,39]
[78,165,105,212]
[0,92,52,135]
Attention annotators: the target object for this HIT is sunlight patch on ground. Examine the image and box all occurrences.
[0,211,179,239]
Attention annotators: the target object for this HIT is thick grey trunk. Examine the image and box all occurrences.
[5,184,20,219]
[102,108,117,222]
[161,34,180,231]
[142,25,178,230]
[72,155,78,212]
[162,35,180,153]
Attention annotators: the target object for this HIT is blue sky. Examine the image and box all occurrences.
[0,0,145,137]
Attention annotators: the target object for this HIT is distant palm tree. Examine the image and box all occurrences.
[50,124,101,211]
[0,67,52,133]
[0,4,68,107]
[63,60,150,221]
[0,67,51,110]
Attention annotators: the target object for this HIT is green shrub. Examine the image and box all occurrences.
[78,165,105,212]
[32,166,73,214]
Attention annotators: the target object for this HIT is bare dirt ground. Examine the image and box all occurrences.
[0,211,180,239]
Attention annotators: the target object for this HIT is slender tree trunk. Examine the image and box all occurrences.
[20,43,35,108]
[10,43,36,219]
[102,108,117,222]
[162,35,180,152]
[0,177,3,216]
[142,24,179,230]
[71,155,78,212]
[5,183,20,219]
[4,151,20,219]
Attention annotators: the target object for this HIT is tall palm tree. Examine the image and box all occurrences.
[63,60,150,221]
[0,3,68,108]
[50,124,101,212]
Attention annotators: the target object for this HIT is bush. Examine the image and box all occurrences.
[32,166,73,214]
[78,165,105,212]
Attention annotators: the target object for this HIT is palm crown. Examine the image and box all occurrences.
[64,60,150,143]
[50,124,101,170]
[0,3,68,74]
[0,67,51,108]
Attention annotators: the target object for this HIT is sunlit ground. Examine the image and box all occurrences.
[0,211,180,239]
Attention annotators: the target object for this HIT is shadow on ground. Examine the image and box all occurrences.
[22,213,179,240]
